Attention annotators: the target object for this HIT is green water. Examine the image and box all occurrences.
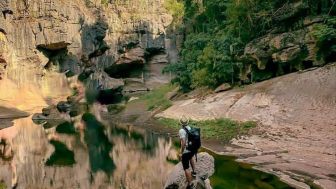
[204,150,293,189]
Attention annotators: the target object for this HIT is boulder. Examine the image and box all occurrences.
[164,152,215,189]
[214,83,232,93]
[271,1,309,23]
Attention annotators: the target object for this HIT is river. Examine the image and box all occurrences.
[0,114,293,189]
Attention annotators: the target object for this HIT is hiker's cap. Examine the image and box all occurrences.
[179,116,189,126]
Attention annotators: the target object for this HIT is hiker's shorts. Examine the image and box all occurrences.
[182,152,195,170]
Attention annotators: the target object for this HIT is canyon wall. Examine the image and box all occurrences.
[0,0,180,110]
[241,0,335,82]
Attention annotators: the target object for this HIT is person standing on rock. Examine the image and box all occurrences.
[179,117,201,189]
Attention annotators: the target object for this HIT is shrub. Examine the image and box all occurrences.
[131,84,176,111]
[157,117,257,142]
[164,0,185,27]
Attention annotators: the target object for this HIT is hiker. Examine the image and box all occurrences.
[178,117,201,189]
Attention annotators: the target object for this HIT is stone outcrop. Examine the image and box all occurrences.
[244,22,318,70]
[164,152,215,189]
[241,0,335,82]
[214,83,232,93]
[0,0,180,103]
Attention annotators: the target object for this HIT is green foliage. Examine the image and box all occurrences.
[165,0,277,90]
[312,18,336,61]
[166,0,335,90]
[0,182,5,189]
[132,84,176,111]
[107,104,125,114]
[101,0,109,6]
[157,117,256,142]
[164,0,185,27]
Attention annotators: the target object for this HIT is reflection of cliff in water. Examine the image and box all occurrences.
[0,111,176,189]
[46,140,76,166]
[82,113,115,176]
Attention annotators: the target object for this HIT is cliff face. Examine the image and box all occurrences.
[242,0,335,82]
[0,3,180,186]
[0,0,180,104]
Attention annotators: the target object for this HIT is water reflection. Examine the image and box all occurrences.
[0,111,176,189]
[46,140,76,166]
[0,111,296,189]
[205,150,294,189]
[82,113,115,176]
[55,121,77,134]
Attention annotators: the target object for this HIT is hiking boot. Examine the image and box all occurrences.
[191,171,197,177]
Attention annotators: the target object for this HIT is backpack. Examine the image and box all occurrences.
[184,126,201,155]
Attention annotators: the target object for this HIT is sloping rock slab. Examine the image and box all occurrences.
[165,152,215,189]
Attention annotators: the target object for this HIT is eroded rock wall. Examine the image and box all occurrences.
[0,0,180,109]
[242,0,335,82]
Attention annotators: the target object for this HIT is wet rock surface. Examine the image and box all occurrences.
[164,152,215,189]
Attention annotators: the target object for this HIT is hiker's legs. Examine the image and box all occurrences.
[190,156,196,173]
[184,169,193,184]
[182,152,194,185]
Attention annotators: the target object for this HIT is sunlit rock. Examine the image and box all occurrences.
[164,152,215,189]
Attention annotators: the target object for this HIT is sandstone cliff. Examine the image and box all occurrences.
[241,1,335,82]
[0,0,180,110]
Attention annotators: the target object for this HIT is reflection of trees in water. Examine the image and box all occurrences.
[110,124,159,155]
[45,140,75,166]
[206,150,292,189]
[0,111,176,188]
[82,113,115,175]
